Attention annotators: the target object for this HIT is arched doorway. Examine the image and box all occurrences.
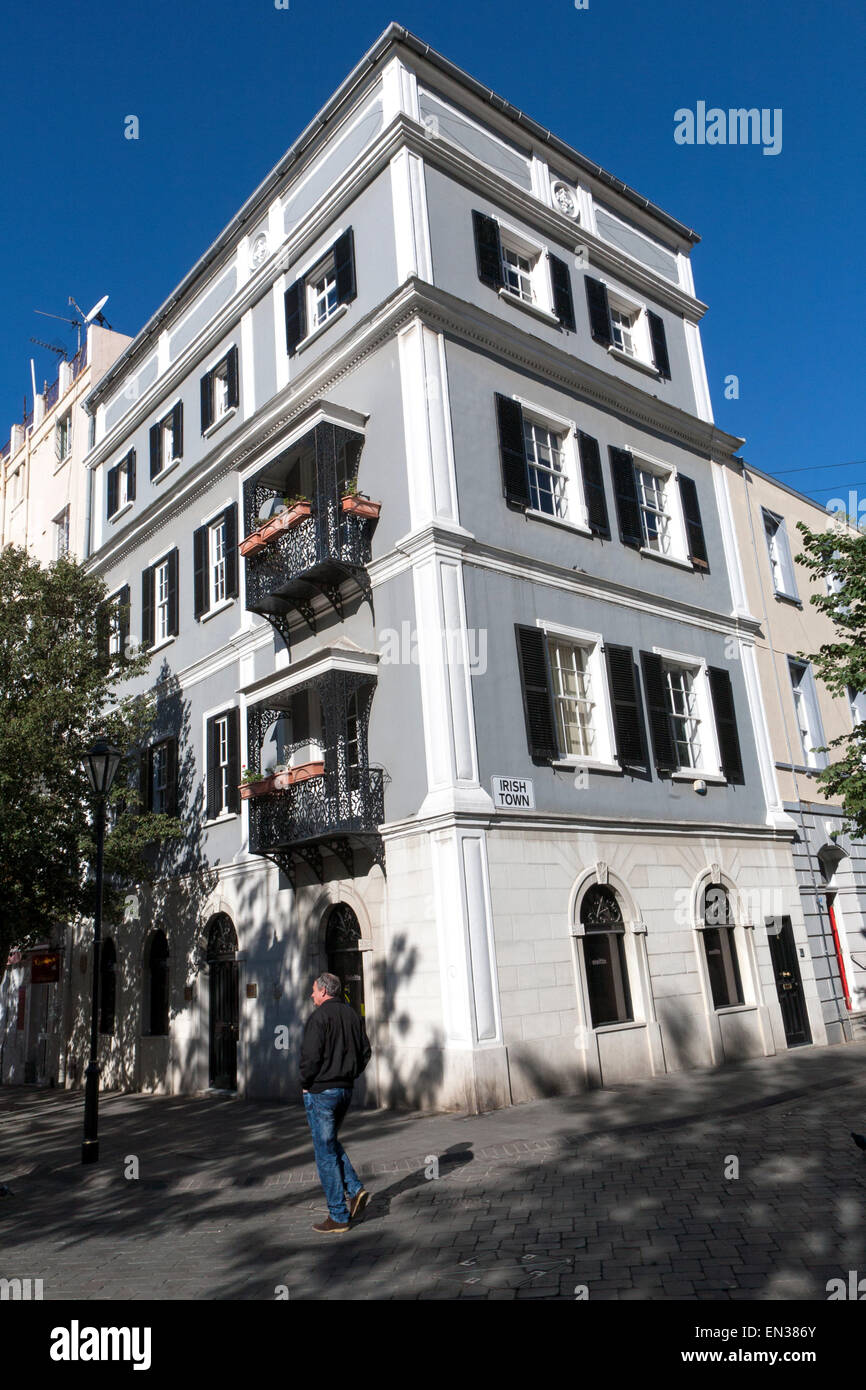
[206,915,238,1090]
[325,904,365,1017]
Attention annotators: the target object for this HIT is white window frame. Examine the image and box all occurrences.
[536,620,619,770]
[762,508,799,600]
[496,220,557,319]
[605,287,655,371]
[652,646,724,780]
[108,589,125,657]
[53,506,70,559]
[55,411,72,462]
[209,515,227,608]
[788,659,824,768]
[151,742,169,815]
[214,713,231,817]
[628,448,691,566]
[306,251,338,330]
[154,558,171,645]
[514,397,592,535]
[212,359,231,422]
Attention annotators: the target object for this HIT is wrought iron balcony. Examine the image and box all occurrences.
[241,416,377,646]
[248,767,384,883]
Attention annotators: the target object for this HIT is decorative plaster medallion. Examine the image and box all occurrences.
[552,181,579,219]
[249,231,270,270]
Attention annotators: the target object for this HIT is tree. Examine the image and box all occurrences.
[0,546,182,965]
[796,517,866,836]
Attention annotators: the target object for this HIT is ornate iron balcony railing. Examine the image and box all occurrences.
[247,766,384,855]
[243,506,374,638]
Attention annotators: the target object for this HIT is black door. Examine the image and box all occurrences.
[210,960,239,1089]
[767,916,811,1046]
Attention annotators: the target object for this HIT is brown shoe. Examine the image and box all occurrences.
[312,1217,350,1234]
[348,1189,369,1220]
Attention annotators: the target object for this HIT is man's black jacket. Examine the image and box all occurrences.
[300,998,371,1092]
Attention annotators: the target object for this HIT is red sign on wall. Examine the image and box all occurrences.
[30,951,61,984]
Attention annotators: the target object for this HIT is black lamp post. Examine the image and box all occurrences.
[81,738,121,1164]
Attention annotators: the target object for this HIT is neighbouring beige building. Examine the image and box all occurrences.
[725,458,866,1045]
[0,322,131,1086]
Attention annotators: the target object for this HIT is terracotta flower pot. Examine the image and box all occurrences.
[261,502,312,540]
[341,494,381,519]
[287,760,325,784]
[239,530,268,557]
[239,769,293,800]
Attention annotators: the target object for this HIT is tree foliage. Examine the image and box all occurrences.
[796,518,866,836]
[0,546,181,964]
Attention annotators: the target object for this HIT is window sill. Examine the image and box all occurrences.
[775,761,823,777]
[199,598,235,624]
[773,590,803,608]
[524,507,592,537]
[497,287,560,326]
[640,546,694,571]
[295,301,349,354]
[553,758,623,775]
[607,345,660,378]
[592,1020,646,1035]
[53,458,69,475]
[202,408,237,440]
[204,811,238,828]
[148,636,175,655]
[714,1004,755,1016]
[153,456,182,484]
[108,500,134,524]
[671,769,727,785]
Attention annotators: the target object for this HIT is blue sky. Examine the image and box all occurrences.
[1,0,862,512]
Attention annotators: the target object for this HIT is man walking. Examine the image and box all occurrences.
[300,972,371,1233]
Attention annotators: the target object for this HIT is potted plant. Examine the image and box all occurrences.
[261,493,313,540]
[238,764,293,800]
[239,517,270,557]
[340,476,381,519]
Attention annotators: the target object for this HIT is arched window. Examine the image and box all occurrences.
[206,914,238,962]
[325,904,365,1016]
[99,938,117,1036]
[700,885,743,1008]
[147,930,170,1036]
[580,884,632,1027]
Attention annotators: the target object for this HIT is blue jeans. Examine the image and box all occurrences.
[303,1087,362,1224]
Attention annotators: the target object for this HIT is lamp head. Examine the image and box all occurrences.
[84,739,122,797]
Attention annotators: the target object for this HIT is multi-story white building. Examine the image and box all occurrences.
[0,322,131,1086]
[15,24,858,1110]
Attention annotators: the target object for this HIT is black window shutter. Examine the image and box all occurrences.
[126,451,136,502]
[640,651,678,772]
[677,474,709,571]
[193,526,209,618]
[224,504,238,598]
[172,402,183,458]
[708,667,744,784]
[334,228,356,304]
[610,447,642,548]
[515,625,558,761]
[585,276,612,345]
[495,394,530,507]
[166,738,178,818]
[647,310,671,380]
[472,210,503,289]
[149,425,161,479]
[206,717,218,820]
[143,747,153,813]
[284,280,306,355]
[604,645,647,766]
[118,584,130,660]
[227,707,240,813]
[577,432,610,538]
[107,465,119,518]
[141,566,154,648]
[167,549,179,636]
[200,371,213,433]
[549,254,576,330]
[227,346,239,409]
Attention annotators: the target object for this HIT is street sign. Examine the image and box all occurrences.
[491,776,535,809]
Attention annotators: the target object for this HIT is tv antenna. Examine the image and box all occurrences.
[29,335,68,360]
[33,294,111,352]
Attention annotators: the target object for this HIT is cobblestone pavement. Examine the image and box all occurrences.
[2,1042,865,1300]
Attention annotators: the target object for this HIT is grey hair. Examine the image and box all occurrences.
[315,972,341,998]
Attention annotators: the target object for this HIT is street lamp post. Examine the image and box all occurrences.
[81,739,121,1165]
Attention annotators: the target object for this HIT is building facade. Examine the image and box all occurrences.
[726,462,866,1044]
[10,25,857,1109]
[0,322,132,1086]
